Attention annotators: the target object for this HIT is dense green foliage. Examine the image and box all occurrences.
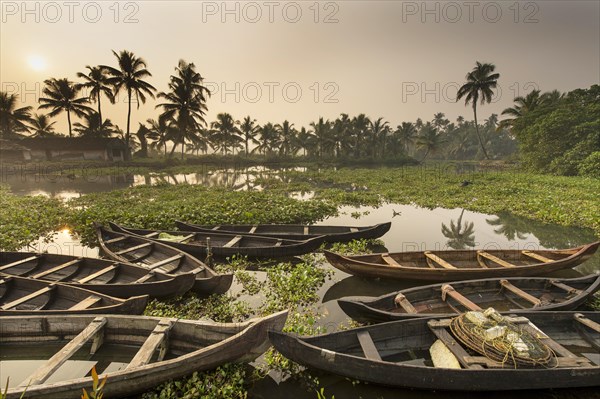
[510,85,600,176]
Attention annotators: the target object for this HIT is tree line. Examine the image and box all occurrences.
[2,53,592,170]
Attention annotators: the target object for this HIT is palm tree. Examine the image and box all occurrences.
[238,116,260,155]
[432,112,449,133]
[0,92,32,138]
[486,212,529,241]
[156,59,210,159]
[396,122,417,155]
[498,89,542,131]
[295,127,314,156]
[416,123,446,161]
[102,50,156,150]
[275,120,296,156]
[211,113,239,155]
[28,113,56,137]
[368,117,390,157]
[72,112,115,137]
[441,209,476,249]
[254,123,278,155]
[38,78,93,137]
[76,66,114,124]
[147,117,176,157]
[310,117,332,158]
[351,114,370,157]
[456,61,500,159]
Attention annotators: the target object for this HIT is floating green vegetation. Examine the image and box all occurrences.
[0,186,67,251]
[264,166,600,236]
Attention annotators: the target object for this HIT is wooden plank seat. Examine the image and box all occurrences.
[75,264,119,284]
[522,250,554,263]
[441,284,482,311]
[275,239,283,247]
[69,295,102,310]
[1,285,55,310]
[115,242,153,256]
[31,258,83,279]
[574,313,600,333]
[19,317,107,386]
[477,251,516,268]
[550,280,583,295]
[382,254,402,267]
[249,226,258,233]
[303,226,309,235]
[350,227,359,233]
[424,252,457,270]
[223,235,243,248]
[500,280,542,307]
[127,320,174,369]
[147,254,184,271]
[394,293,417,314]
[356,330,381,361]
[0,256,40,272]
[133,271,156,284]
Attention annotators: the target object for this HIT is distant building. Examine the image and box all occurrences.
[0,139,32,161]
[19,137,131,161]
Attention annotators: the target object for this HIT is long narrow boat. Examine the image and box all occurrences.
[175,221,392,243]
[97,226,232,295]
[1,311,288,399]
[269,311,600,391]
[109,222,324,259]
[0,275,147,315]
[338,274,600,323]
[0,252,195,299]
[324,241,600,281]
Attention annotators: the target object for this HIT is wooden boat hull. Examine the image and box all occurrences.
[97,226,233,296]
[269,311,600,391]
[0,252,195,299]
[110,222,324,259]
[2,311,288,399]
[175,221,392,243]
[338,274,600,323]
[0,275,147,315]
[324,241,600,281]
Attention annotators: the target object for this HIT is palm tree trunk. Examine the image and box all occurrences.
[126,88,132,149]
[97,94,102,125]
[473,104,489,159]
[421,148,430,162]
[67,110,72,137]
[181,141,184,160]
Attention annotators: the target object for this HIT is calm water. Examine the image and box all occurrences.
[5,166,600,398]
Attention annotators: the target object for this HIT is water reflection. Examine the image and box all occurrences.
[441,209,476,249]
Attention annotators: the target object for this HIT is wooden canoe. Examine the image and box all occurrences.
[324,241,600,281]
[0,275,147,315]
[338,274,600,323]
[109,222,324,259]
[269,311,600,391]
[175,221,392,243]
[97,225,232,295]
[1,310,288,399]
[0,251,195,299]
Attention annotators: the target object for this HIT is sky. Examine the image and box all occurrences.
[1,0,599,134]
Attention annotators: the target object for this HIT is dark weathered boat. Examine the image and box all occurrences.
[338,274,600,323]
[269,311,600,391]
[324,241,600,281]
[0,275,147,315]
[1,310,288,398]
[0,251,195,299]
[175,221,392,243]
[97,226,232,295]
[109,222,324,259]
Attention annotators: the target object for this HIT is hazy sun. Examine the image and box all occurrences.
[28,55,47,71]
